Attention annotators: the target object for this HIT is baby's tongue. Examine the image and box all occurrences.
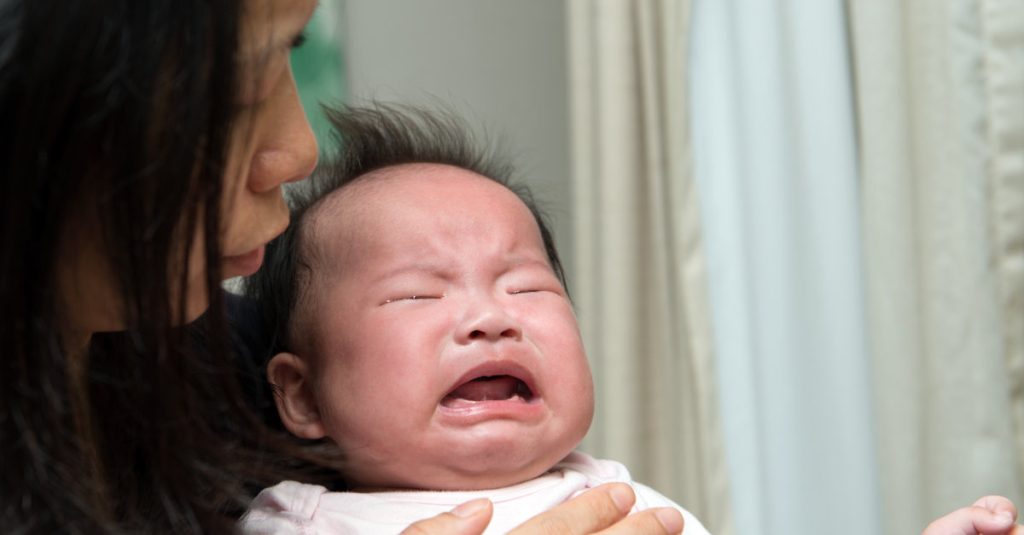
[447,376,518,402]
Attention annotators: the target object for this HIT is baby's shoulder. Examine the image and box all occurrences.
[239,480,330,534]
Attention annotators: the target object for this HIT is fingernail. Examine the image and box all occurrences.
[655,508,684,534]
[452,498,490,518]
[609,484,634,513]
[996,511,1014,525]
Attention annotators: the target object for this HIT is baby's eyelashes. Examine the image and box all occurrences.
[507,284,565,297]
[382,294,445,305]
[502,270,565,297]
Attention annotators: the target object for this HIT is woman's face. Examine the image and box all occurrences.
[166,0,321,323]
[219,0,319,280]
[59,0,319,340]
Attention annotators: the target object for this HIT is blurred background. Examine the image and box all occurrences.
[290,1,1024,533]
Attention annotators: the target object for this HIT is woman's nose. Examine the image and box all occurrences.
[248,69,319,193]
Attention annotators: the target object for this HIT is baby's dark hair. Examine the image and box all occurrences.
[244,103,567,360]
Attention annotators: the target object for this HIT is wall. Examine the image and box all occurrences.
[338,0,574,276]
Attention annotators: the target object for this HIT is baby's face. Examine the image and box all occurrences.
[303,164,593,490]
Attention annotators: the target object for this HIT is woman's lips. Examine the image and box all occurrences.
[223,245,265,277]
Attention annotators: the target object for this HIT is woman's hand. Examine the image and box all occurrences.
[923,496,1023,535]
[399,483,684,535]
[399,498,494,535]
[509,483,683,534]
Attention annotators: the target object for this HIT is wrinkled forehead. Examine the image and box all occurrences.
[304,164,543,265]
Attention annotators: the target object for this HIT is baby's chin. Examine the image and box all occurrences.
[346,441,579,492]
[365,460,562,492]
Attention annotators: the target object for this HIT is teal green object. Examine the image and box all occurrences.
[291,1,345,153]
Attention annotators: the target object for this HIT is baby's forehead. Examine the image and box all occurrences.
[302,164,538,263]
[313,165,528,230]
[345,163,518,204]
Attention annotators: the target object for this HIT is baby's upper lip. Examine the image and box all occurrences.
[443,359,539,400]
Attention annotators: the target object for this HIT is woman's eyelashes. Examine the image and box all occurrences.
[237,30,306,108]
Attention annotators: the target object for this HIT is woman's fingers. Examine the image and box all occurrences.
[507,482,634,535]
[972,495,1018,519]
[922,506,1011,534]
[593,507,683,535]
[596,508,683,535]
[508,483,683,535]
[400,483,684,535]
[400,498,493,535]
[923,496,1019,535]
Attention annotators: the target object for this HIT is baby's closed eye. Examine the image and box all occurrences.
[381,293,445,305]
[505,276,564,297]
[508,287,555,295]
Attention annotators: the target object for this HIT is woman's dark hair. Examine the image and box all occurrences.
[245,103,567,360]
[0,1,317,532]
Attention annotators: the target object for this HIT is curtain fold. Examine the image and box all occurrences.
[689,1,879,533]
[982,0,1024,489]
[568,2,731,532]
[849,0,1024,532]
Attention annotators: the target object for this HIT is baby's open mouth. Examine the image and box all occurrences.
[440,375,534,407]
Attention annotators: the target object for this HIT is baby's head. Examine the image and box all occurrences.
[250,105,594,491]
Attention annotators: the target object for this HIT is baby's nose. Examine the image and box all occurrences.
[457,303,522,344]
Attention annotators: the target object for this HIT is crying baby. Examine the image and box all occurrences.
[239,106,710,535]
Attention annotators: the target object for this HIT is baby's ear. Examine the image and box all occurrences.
[266,352,326,440]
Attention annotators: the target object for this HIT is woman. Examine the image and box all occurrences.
[2,0,318,530]
[0,0,682,532]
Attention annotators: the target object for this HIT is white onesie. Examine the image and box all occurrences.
[240,451,711,534]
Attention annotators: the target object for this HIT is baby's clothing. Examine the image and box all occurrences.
[240,451,710,534]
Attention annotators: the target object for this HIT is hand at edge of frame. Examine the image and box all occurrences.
[922,495,1024,535]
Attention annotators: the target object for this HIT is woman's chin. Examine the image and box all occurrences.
[222,246,265,278]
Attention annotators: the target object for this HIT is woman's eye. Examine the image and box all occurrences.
[290,31,308,49]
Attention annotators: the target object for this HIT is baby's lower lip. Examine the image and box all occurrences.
[441,392,531,409]
[436,396,544,426]
[223,246,265,277]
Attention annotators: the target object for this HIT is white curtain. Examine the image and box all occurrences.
[567,1,731,532]
[849,1,1024,533]
[689,1,881,534]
